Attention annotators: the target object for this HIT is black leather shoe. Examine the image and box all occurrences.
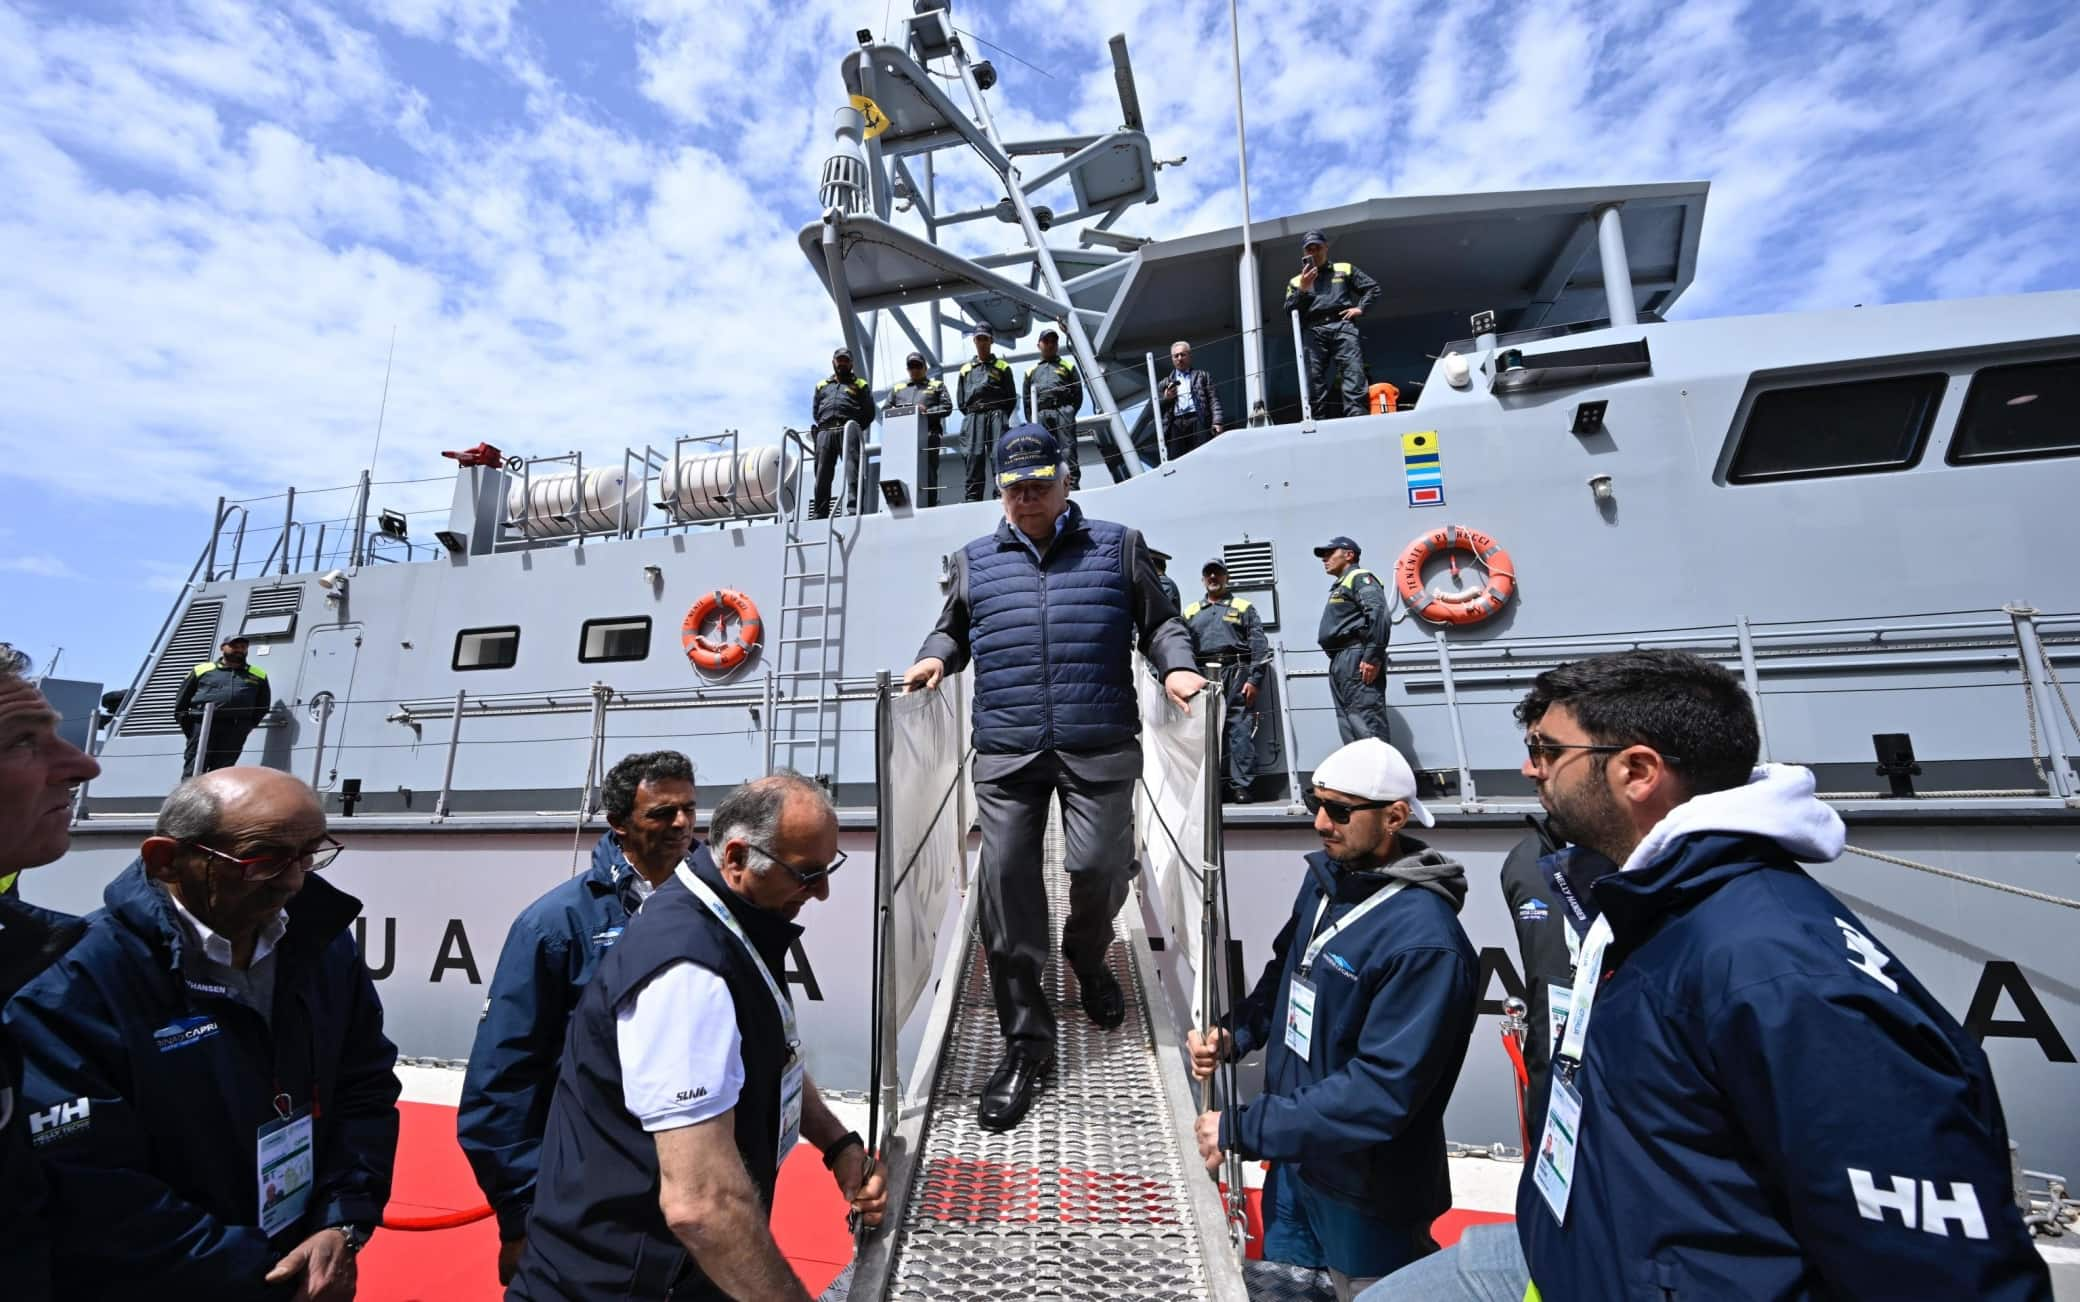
[978,1048,1051,1132]
[1076,965,1126,1030]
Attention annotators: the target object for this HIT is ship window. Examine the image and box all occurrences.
[1727,374,1945,483]
[1947,357,2080,465]
[453,626,520,671]
[580,616,652,663]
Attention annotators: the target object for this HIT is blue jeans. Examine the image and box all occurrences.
[1260,1163,1435,1281]
[1356,1221,1529,1302]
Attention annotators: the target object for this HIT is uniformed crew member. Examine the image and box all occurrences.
[1158,339,1225,458]
[1185,559,1269,803]
[1024,328,1123,489]
[1314,536,1392,744]
[511,772,887,1301]
[1148,547,1183,616]
[886,351,954,507]
[809,346,875,520]
[172,635,271,776]
[956,327,1018,502]
[905,424,1204,1133]
[1191,740,1478,1300]
[458,751,705,1285]
[1284,229,1380,419]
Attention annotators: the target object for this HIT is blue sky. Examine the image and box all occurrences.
[3,0,2077,692]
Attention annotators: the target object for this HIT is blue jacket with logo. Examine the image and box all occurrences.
[1221,840,1478,1226]
[1,861,399,1302]
[458,833,701,1240]
[1517,766,2050,1301]
[0,894,86,1302]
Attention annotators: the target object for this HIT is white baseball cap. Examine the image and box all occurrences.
[1310,738,1434,827]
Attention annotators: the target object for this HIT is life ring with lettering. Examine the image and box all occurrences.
[1395,525,1516,626]
[682,590,763,673]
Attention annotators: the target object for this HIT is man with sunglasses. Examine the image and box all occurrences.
[1386,649,2046,1302]
[4,767,399,1301]
[905,423,1204,1133]
[513,772,885,1302]
[0,644,102,1301]
[1188,739,1477,1301]
[461,750,705,1285]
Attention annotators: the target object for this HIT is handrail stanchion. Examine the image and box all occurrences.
[579,682,610,817]
[308,693,335,789]
[1146,351,1170,464]
[278,487,296,575]
[1736,615,1772,763]
[206,497,226,582]
[434,689,466,820]
[861,670,897,1244]
[1291,309,1315,432]
[1433,630,1478,805]
[2008,603,2079,799]
[192,702,218,777]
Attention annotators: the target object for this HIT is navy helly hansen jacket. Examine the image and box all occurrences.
[2,861,400,1302]
[0,894,86,1302]
[1517,765,2051,1301]
[1220,839,1478,1226]
[458,833,703,1240]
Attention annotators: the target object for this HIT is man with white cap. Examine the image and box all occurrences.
[1190,738,1478,1300]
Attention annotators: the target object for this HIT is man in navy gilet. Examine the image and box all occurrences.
[904,423,1205,1131]
[510,772,885,1301]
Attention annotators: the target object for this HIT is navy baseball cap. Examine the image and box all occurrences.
[1301,229,1328,247]
[905,351,926,365]
[1202,558,1228,575]
[995,423,1065,488]
[1038,327,1059,341]
[832,345,852,359]
[1312,535,1360,557]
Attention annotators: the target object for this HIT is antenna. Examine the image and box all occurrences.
[367,325,398,482]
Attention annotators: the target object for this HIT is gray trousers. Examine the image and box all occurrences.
[1304,320,1368,418]
[974,751,1135,1053]
[1213,660,1259,792]
[811,419,863,517]
[1355,1222,1529,1302]
[1328,645,1391,745]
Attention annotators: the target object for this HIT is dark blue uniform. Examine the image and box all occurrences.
[886,377,953,507]
[957,353,1018,501]
[3,862,399,1302]
[1183,594,1269,796]
[810,371,875,518]
[1221,843,1478,1280]
[0,895,85,1302]
[1516,770,2051,1301]
[171,659,271,775]
[509,855,799,1302]
[1283,259,1380,418]
[1318,567,1392,745]
[459,833,671,1242]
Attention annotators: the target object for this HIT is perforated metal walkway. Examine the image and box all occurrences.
[849,817,1247,1301]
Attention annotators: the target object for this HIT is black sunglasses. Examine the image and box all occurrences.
[1303,792,1396,824]
[745,840,847,887]
[1524,736,1683,767]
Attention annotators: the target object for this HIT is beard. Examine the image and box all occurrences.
[1543,769,1630,864]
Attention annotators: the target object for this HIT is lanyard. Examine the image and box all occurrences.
[677,864,800,1058]
[1299,879,1406,975]
[1554,914,1615,1072]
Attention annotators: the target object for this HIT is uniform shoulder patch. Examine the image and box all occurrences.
[851,376,868,388]
[1231,597,1251,612]
[193,663,215,675]
[927,379,944,389]
[247,666,267,679]
[960,361,976,374]
[1060,358,1076,371]
[815,378,830,388]
[1287,275,1304,289]
[1183,601,1203,619]
[992,358,1009,370]
[1333,261,1354,274]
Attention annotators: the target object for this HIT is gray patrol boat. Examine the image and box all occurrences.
[27,4,2079,1292]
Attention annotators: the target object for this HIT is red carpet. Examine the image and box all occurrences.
[358,1102,853,1301]
[1229,1183,1513,1259]
[362,1102,1515,1299]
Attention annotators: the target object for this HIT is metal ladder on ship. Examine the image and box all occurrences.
[764,424,864,786]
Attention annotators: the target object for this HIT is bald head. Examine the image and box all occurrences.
[1,663,101,877]
[143,768,328,953]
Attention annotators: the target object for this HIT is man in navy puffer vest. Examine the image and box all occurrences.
[906,423,1204,1131]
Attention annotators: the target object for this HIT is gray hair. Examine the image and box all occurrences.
[155,778,226,842]
[1170,339,1192,353]
[710,769,834,875]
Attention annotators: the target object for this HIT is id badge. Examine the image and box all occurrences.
[256,1111,315,1237]
[1283,977,1317,1060]
[777,1057,805,1157]
[1533,1076,1583,1226]
[1547,983,1574,1055]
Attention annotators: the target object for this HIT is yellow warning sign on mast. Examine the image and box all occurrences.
[850,94,890,139]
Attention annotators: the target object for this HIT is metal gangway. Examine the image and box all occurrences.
[843,671,1251,1301]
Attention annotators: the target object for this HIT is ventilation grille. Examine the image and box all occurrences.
[246,585,302,616]
[120,600,224,736]
[1220,540,1277,589]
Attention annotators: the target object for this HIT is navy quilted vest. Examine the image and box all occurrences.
[965,504,1137,754]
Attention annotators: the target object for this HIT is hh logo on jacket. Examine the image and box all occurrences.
[1848,1168,1988,1239]
[26,1095,90,1145]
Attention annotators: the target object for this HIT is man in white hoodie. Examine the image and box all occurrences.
[1366,648,2048,1302]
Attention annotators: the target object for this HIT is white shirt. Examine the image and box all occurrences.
[1172,369,1195,413]
[162,884,287,1022]
[616,960,744,1132]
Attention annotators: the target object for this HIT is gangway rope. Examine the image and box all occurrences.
[381,1204,493,1230]
[1839,844,2080,910]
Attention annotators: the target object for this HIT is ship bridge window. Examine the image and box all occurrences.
[1947,357,2080,465]
[1726,373,1946,484]
[580,616,652,663]
[454,625,520,671]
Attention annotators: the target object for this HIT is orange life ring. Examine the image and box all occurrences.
[681,590,763,673]
[1394,525,1516,626]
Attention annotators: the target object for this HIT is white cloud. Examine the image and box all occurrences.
[0,554,80,579]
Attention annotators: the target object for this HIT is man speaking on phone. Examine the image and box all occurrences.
[1283,230,1380,419]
